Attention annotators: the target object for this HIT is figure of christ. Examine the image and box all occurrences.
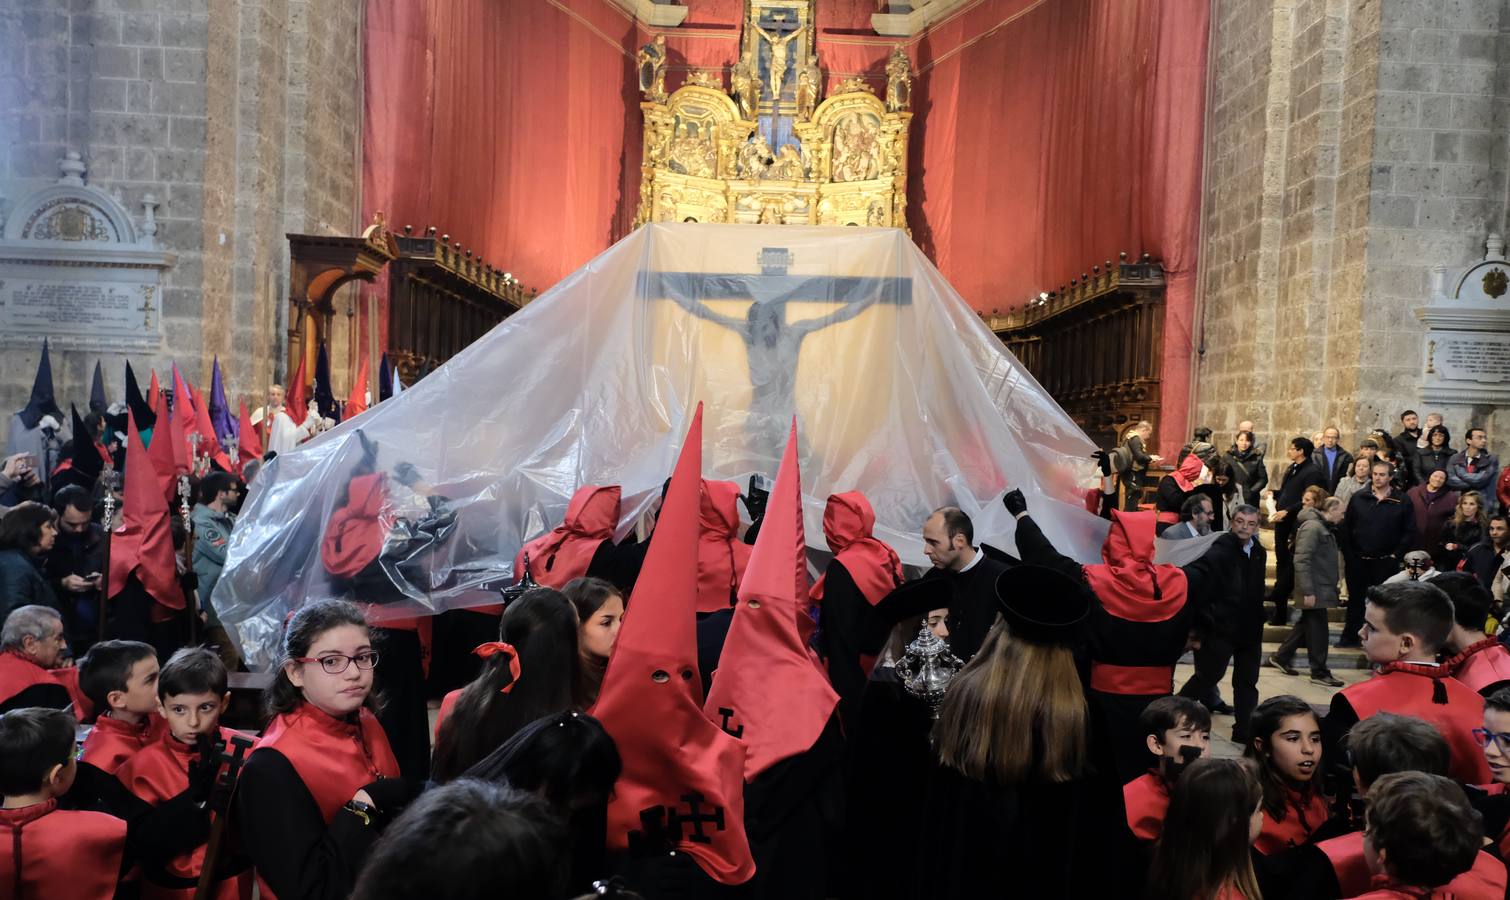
[755,22,806,101]
[669,291,880,456]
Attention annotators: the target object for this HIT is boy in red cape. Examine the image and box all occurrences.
[591,404,755,887]
[0,707,129,900]
[1438,572,1510,696]
[704,420,842,898]
[1320,580,1490,788]
[117,647,253,899]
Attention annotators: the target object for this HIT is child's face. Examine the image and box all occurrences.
[158,691,228,744]
[113,657,161,716]
[285,625,374,717]
[1147,717,1212,763]
[1359,602,1418,664]
[1481,707,1510,784]
[1265,712,1321,784]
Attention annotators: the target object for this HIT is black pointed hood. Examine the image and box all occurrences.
[17,339,63,429]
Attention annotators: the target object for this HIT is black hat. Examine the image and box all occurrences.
[993,565,1090,645]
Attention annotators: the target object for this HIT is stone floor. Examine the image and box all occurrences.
[1180,660,1372,758]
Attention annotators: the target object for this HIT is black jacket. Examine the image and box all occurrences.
[1312,447,1355,495]
[1274,459,1326,514]
[1224,448,1269,501]
[1415,446,1454,482]
[1343,488,1417,558]
[1204,531,1267,641]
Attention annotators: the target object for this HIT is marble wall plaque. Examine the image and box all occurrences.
[1434,333,1510,383]
[0,265,162,351]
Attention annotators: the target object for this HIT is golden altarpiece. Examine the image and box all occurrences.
[633,0,913,228]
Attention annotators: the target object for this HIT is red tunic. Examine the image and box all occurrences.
[1320,830,1506,898]
[1342,664,1493,784]
[116,727,253,900]
[251,704,400,822]
[0,799,126,900]
[1122,772,1170,840]
[1252,785,1329,855]
[0,650,77,710]
[80,711,168,774]
[1446,638,1510,695]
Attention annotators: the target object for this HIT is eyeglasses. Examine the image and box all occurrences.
[1472,728,1510,754]
[293,652,379,674]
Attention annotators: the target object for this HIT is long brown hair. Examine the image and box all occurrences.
[1243,695,1322,822]
[1453,490,1489,530]
[933,623,1087,784]
[1146,758,1263,900]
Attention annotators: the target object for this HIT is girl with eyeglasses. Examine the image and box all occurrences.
[237,599,420,899]
[1470,687,1510,862]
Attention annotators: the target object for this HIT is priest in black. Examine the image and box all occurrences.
[875,506,1008,663]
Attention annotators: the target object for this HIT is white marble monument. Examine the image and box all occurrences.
[0,151,175,352]
[1418,233,1510,439]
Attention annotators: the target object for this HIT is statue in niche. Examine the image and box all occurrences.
[730,61,759,119]
[754,19,806,100]
[738,132,774,179]
[638,35,668,100]
[668,122,716,178]
[768,144,805,181]
[885,45,911,112]
[795,60,820,121]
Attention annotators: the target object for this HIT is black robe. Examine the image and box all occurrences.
[815,560,891,730]
[744,716,845,900]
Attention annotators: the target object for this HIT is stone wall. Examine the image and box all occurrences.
[1196,0,1510,461]
[0,0,361,422]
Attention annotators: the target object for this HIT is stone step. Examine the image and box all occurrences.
[1180,643,1372,670]
[1264,602,1348,623]
[1261,622,1350,643]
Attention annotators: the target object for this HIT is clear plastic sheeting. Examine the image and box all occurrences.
[217,224,1110,669]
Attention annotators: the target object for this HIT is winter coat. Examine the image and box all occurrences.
[1224,448,1268,501]
[1447,450,1501,512]
[1292,508,1341,608]
[0,547,58,622]
[1406,484,1458,560]
[1415,446,1455,482]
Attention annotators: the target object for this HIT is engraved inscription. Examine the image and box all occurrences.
[1436,335,1510,383]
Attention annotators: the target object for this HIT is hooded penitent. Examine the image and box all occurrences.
[697,480,752,613]
[514,485,621,589]
[590,405,755,884]
[810,491,904,607]
[109,411,185,612]
[237,400,262,475]
[124,361,155,433]
[90,362,108,415]
[345,356,370,420]
[6,340,69,468]
[705,421,839,780]
[145,385,179,504]
[321,472,388,579]
[1082,510,1188,623]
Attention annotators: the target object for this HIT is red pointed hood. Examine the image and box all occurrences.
[591,406,755,884]
[145,385,178,504]
[286,352,309,422]
[346,356,370,419]
[706,422,838,780]
[190,384,231,472]
[1171,452,1205,492]
[170,366,196,476]
[109,411,185,611]
[237,400,263,475]
[1082,510,1187,623]
[696,480,751,612]
[516,485,621,588]
[810,490,903,607]
[148,369,160,404]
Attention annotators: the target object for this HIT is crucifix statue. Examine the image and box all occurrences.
[643,249,912,457]
[754,17,805,101]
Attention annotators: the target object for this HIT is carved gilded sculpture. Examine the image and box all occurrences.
[634,1,912,229]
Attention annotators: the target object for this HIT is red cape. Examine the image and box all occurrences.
[705,422,838,780]
[321,472,388,579]
[118,726,251,896]
[810,491,903,606]
[110,411,185,611]
[1082,510,1188,623]
[236,400,262,475]
[1343,663,1492,784]
[1446,639,1510,694]
[79,711,168,775]
[590,406,755,884]
[0,800,126,900]
[697,480,751,613]
[251,704,399,823]
[515,484,620,588]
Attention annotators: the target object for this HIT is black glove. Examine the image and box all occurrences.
[187,733,225,805]
[1092,449,1111,477]
[358,776,425,820]
[1003,489,1027,517]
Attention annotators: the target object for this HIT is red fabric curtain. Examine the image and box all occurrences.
[361,0,1207,451]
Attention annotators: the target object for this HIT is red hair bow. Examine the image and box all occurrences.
[472,641,521,694]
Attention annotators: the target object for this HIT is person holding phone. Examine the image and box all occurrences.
[45,486,106,654]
